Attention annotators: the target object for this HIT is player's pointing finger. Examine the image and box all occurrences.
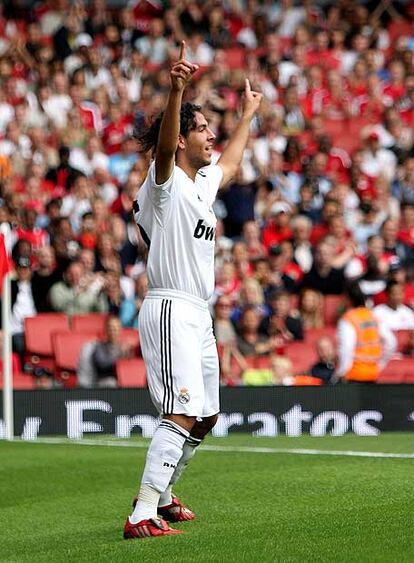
[179,40,185,60]
[245,78,251,93]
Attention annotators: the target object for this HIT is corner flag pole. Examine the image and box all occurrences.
[1,231,13,440]
[2,271,13,440]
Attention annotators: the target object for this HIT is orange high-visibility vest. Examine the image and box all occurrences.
[342,307,382,382]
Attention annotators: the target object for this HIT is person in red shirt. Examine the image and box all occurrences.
[305,29,339,70]
[262,202,293,251]
[310,198,340,245]
[102,104,133,155]
[268,241,303,293]
[383,59,406,103]
[303,65,329,119]
[15,207,49,251]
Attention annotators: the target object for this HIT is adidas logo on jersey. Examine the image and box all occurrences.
[193,219,215,241]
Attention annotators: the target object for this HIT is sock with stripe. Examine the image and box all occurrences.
[129,419,189,524]
[159,435,202,507]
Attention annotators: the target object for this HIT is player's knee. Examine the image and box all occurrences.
[164,413,196,433]
[191,413,219,439]
[205,413,219,430]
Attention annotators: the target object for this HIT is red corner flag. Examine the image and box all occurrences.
[0,234,10,292]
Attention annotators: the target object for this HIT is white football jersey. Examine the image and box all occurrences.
[134,161,223,301]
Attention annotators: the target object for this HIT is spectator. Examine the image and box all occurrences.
[78,315,135,388]
[219,169,258,239]
[49,260,107,315]
[360,131,397,183]
[69,134,109,177]
[333,281,395,384]
[260,290,303,343]
[241,220,267,261]
[108,136,139,184]
[31,245,61,312]
[309,337,336,384]
[231,277,267,325]
[213,295,245,385]
[381,218,413,266]
[95,232,122,274]
[374,281,414,331]
[270,355,294,385]
[268,241,303,293]
[16,207,49,251]
[299,288,325,329]
[120,272,148,329]
[302,240,346,295]
[237,306,278,361]
[392,157,414,203]
[134,18,168,65]
[45,145,82,192]
[262,201,293,251]
[291,214,313,273]
[10,256,37,369]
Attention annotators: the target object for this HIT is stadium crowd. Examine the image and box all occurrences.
[1,0,414,387]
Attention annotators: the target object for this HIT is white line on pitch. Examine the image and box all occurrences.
[29,437,414,459]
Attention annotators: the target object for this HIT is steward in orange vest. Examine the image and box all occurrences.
[342,307,382,381]
[335,281,395,383]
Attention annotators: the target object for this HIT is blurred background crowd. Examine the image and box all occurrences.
[1,0,414,388]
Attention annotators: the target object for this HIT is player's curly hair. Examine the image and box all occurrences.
[134,102,202,154]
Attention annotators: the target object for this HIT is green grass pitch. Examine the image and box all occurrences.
[1,433,413,563]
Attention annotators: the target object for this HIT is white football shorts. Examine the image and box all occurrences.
[139,288,220,418]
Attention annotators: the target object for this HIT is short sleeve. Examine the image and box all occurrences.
[199,164,224,206]
[148,160,175,193]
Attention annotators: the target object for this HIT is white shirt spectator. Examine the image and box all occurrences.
[84,68,112,91]
[69,147,109,176]
[360,148,397,183]
[135,36,168,64]
[274,6,306,37]
[253,136,287,168]
[0,102,14,134]
[43,94,73,128]
[11,281,36,335]
[373,303,414,331]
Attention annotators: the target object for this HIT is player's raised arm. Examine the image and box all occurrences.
[217,79,262,189]
[155,41,198,184]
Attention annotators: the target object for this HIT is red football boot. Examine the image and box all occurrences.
[132,495,196,522]
[158,496,196,522]
[123,517,183,539]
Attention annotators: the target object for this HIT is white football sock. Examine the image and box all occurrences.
[159,435,202,507]
[130,419,189,524]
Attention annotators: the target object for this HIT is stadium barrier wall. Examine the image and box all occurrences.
[1,385,414,439]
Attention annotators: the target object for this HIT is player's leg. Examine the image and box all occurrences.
[129,413,196,524]
[158,313,220,516]
[126,297,204,536]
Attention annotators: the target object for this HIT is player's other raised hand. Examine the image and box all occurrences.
[242,79,263,118]
[170,41,199,92]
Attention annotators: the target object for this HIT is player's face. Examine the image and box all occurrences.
[185,112,216,169]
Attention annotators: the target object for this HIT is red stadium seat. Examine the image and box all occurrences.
[304,327,336,346]
[323,295,344,326]
[0,353,35,390]
[52,331,100,387]
[24,313,70,372]
[70,313,108,336]
[120,327,140,355]
[116,358,147,388]
[395,330,411,354]
[378,358,414,384]
[284,342,318,374]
